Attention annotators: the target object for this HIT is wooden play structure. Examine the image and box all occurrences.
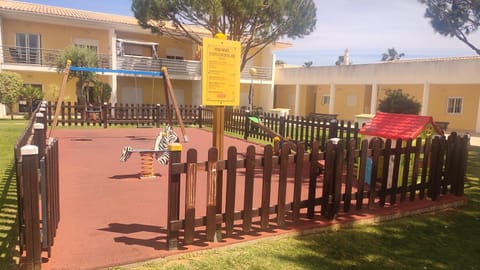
[247,115,297,154]
[50,62,188,178]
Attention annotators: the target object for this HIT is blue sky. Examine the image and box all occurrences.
[22,0,480,66]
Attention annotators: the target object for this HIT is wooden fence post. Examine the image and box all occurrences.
[197,105,203,128]
[279,116,286,138]
[243,110,250,140]
[328,119,338,139]
[167,143,182,250]
[307,141,320,218]
[34,123,45,158]
[155,104,161,128]
[21,145,42,270]
[102,102,108,128]
[184,149,197,244]
[206,148,221,242]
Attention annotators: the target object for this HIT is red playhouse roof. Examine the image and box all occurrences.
[359,112,443,140]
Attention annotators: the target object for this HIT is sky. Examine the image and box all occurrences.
[21,0,480,66]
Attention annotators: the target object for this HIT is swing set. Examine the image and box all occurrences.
[49,61,188,179]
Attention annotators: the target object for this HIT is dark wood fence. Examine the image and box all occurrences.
[166,133,469,250]
[44,103,352,150]
[45,102,202,128]
[14,101,60,269]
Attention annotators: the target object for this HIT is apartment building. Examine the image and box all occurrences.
[275,56,480,133]
[0,0,281,113]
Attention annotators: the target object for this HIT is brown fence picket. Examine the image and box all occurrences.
[410,138,423,201]
[356,139,368,210]
[322,141,335,218]
[292,143,305,222]
[184,149,197,244]
[225,146,238,236]
[332,140,344,218]
[390,138,402,205]
[307,141,321,218]
[344,140,356,212]
[428,136,445,200]
[261,145,273,229]
[167,144,182,250]
[277,144,289,226]
[206,148,219,242]
[243,146,256,232]
[379,139,392,207]
[368,138,382,208]
[400,139,413,202]
[420,138,432,199]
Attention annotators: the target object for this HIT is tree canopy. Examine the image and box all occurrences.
[419,0,480,55]
[55,46,99,106]
[0,71,24,119]
[131,0,317,70]
[378,89,421,115]
[381,48,405,61]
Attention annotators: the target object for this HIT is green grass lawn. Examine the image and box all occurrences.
[1,122,479,270]
[0,119,27,269]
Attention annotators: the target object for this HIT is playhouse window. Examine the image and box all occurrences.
[447,97,462,114]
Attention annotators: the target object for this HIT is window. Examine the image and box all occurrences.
[74,38,98,53]
[347,95,357,107]
[322,95,330,105]
[15,33,41,64]
[447,97,463,114]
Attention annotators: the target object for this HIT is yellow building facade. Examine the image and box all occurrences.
[275,58,480,133]
[0,0,279,114]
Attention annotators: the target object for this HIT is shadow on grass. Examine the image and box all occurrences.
[270,146,480,270]
[0,163,20,270]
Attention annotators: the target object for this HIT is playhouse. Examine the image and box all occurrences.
[359,112,444,186]
[359,112,444,141]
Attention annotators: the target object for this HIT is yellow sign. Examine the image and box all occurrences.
[202,37,241,106]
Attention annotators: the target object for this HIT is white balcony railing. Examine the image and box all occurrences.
[1,45,273,81]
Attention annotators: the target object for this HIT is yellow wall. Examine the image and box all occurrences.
[314,85,330,114]
[3,19,110,54]
[428,84,479,131]
[274,85,295,111]
[333,84,369,121]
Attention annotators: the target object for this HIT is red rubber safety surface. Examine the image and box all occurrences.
[38,127,465,270]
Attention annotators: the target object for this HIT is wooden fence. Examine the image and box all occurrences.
[14,101,60,269]
[45,102,352,151]
[166,133,469,250]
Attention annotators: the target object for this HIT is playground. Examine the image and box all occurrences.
[41,127,266,269]
[32,126,465,270]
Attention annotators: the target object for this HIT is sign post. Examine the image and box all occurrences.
[202,34,241,242]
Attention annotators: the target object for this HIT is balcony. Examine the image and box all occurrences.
[1,45,273,81]
[1,45,111,69]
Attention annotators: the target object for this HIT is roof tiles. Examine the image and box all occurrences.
[0,0,138,25]
[359,112,443,140]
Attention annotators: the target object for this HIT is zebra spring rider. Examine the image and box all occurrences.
[119,125,178,178]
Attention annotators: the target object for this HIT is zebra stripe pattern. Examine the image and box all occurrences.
[155,125,178,165]
[119,146,133,162]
